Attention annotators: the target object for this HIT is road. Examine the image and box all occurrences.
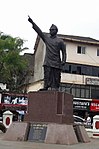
[0,131,99,149]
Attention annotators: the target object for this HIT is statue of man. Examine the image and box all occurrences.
[28,16,66,91]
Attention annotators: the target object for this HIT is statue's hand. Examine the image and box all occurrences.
[28,16,33,24]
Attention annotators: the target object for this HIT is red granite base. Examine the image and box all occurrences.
[24,91,74,124]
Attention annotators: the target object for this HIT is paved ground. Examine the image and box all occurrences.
[0,131,99,149]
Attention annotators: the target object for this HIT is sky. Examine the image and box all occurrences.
[1,0,99,54]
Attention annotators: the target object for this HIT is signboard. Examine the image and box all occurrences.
[1,93,28,105]
[28,123,47,142]
[90,100,99,111]
[73,100,90,110]
[86,78,99,86]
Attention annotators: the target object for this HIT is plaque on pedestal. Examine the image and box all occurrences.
[28,123,47,142]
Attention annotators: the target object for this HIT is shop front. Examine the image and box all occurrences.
[73,98,99,125]
[73,98,91,119]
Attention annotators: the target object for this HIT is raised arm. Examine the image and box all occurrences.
[28,16,45,42]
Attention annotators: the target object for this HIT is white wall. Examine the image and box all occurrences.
[33,39,45,82]
[27,80,44,92]
[61,73,99,85]
[66,42,99,66]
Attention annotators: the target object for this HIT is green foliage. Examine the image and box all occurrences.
[0,32,29,92]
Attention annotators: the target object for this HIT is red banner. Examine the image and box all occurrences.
[90,100,99,111]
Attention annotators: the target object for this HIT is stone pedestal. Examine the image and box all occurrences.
[3,91,90,145]
[25,91,73,124]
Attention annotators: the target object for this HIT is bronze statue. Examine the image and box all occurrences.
[28,16,66,91]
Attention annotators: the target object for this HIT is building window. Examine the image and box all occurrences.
[60,83,99,99]
[77,46,85,54]
[61,62,99,77]
[97,49,99,56]
[77,66,81,74]
[86,89,90,98]
[72,88,76,96]
[69,65,71,73]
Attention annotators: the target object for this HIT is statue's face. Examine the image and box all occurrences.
[49,28,57,36]
[49,24,58,36]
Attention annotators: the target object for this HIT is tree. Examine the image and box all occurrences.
[0,32,30,92]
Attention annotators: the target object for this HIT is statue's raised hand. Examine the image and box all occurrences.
[28,16,33,24]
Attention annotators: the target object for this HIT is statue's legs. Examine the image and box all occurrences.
[43,66,61,90]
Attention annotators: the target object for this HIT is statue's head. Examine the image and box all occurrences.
[49,24,58,36]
